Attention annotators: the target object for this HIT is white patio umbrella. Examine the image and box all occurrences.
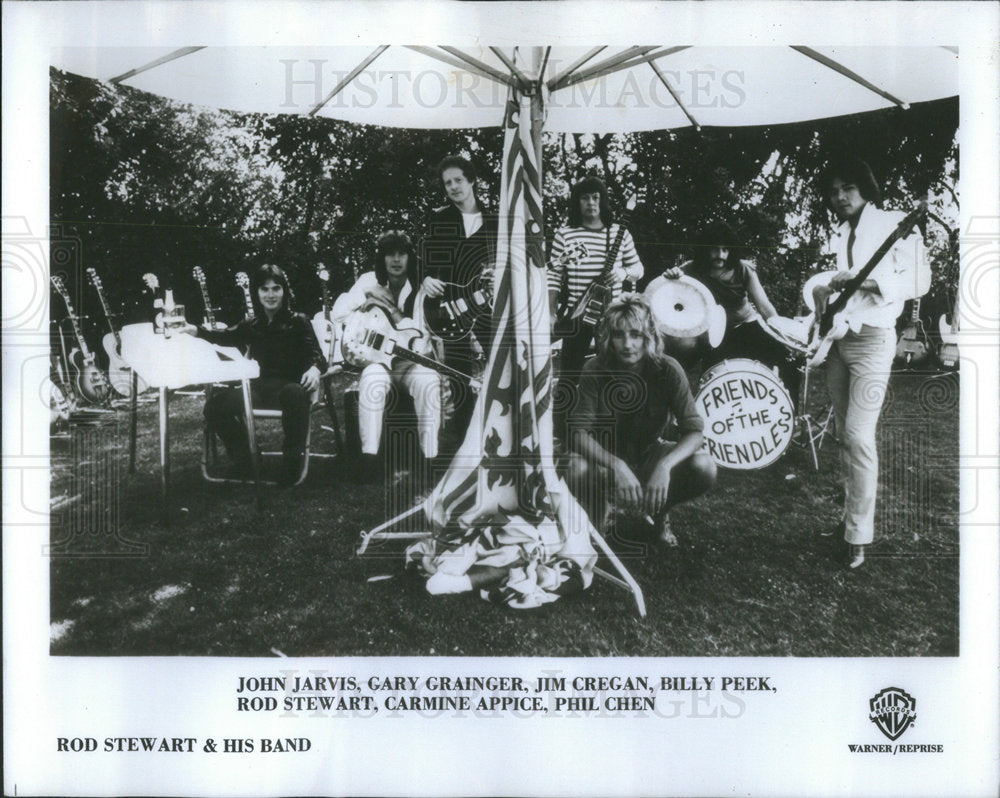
[51,45,958,134]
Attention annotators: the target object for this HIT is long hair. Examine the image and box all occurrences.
[251,263,291,315]
[818,157,882,208]
[373,230,418,287]
[568,176,613,228]
[595,294,667,368]
[691,219,743,271]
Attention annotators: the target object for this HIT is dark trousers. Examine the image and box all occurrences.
[565,441,717,525]
[205,377,311,467]
[440,317,491,442]
[553,319,595,437]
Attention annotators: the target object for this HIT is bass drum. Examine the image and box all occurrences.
[646,275,726,367]
[696,358,795,470]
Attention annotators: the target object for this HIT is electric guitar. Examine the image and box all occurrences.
[938,296,960,369]
[805,201,928,368]
[895,295,933,368]
[554,193,641,338]
[311,263,339,367]
[342,306,480,391]
[235,272,255,320]
[49,348,75,424]
[87,267,148,397]
[422,261,496,342]
[193,266,228,331]
[50,274,110,404]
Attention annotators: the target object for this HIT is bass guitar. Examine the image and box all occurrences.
[895,295,933,367]
[235,272,255,320]
[50,273,110,405]
[87,267,148,397]
[342,306,480,391]
[554,193,640,338]
[805,201,927,368]
[193,266,228,331]
[938,296,960,369]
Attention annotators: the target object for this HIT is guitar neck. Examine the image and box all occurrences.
[910,296,921,323]
[393,346,473,384]
[53,281,94,359]
[822,203,925,332]
[602,219,631,279]
[93,283,121,348]
[196,279,217,328]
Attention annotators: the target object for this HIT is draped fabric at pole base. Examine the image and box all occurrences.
[406,85,597,609]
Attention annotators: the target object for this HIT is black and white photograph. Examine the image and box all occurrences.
[4,2,998,796]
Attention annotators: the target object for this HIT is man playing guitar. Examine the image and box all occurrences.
[812,158,929,569]
[548,176,644,432]
[337,231,445,480]
[419,155,498,438]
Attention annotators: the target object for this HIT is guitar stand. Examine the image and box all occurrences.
[792,364,835,471]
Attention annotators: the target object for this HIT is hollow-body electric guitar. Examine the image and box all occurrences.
[554,193,640,338]
[311,263,338,367]
[938,296,960,369]
[50,274,110,404]
[805,201,927,368]
[87,267,148,397]
[895,295,934,367]
[342,306,480,391]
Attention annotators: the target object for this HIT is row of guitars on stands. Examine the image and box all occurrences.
[48,248,961,414]
[49,265,318,409]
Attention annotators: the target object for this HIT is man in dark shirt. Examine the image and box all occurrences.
[183,264,324,484]
[419,154,498,440]
[566,295,716,545]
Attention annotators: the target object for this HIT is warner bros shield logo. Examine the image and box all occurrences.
[869,687,917,741]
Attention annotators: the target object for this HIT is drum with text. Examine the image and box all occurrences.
[696,358,794,469]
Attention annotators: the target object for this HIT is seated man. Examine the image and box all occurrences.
[565,295,716,546]
[335,230,444,481]
[183,263,323,485]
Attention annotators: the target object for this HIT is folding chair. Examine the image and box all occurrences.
[202,320,345,485]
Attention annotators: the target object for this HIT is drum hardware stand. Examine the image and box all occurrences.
[792,364,835,470]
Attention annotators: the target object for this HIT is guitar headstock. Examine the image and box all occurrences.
[86,267,102,290]
[316,263,330,283]
[235,272,250,290]
[50,273,69,299]
[624,190,645,213]
[142,273,160,292]
[192,266,206,286]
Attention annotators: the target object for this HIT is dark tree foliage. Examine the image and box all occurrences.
[51,67,957,343]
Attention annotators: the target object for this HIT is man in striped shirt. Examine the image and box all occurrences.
[548,176,644,434]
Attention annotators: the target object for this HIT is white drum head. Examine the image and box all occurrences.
[696,358,795,470]
[647,275,716,338]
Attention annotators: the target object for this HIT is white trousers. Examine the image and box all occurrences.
[825,326,895,545]
[358,362,441,458]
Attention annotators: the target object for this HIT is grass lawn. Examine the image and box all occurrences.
[49,369,959,657]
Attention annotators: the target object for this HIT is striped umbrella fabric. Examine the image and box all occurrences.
[407,83,597,608]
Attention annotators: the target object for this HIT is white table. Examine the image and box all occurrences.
[120,324,261,521]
